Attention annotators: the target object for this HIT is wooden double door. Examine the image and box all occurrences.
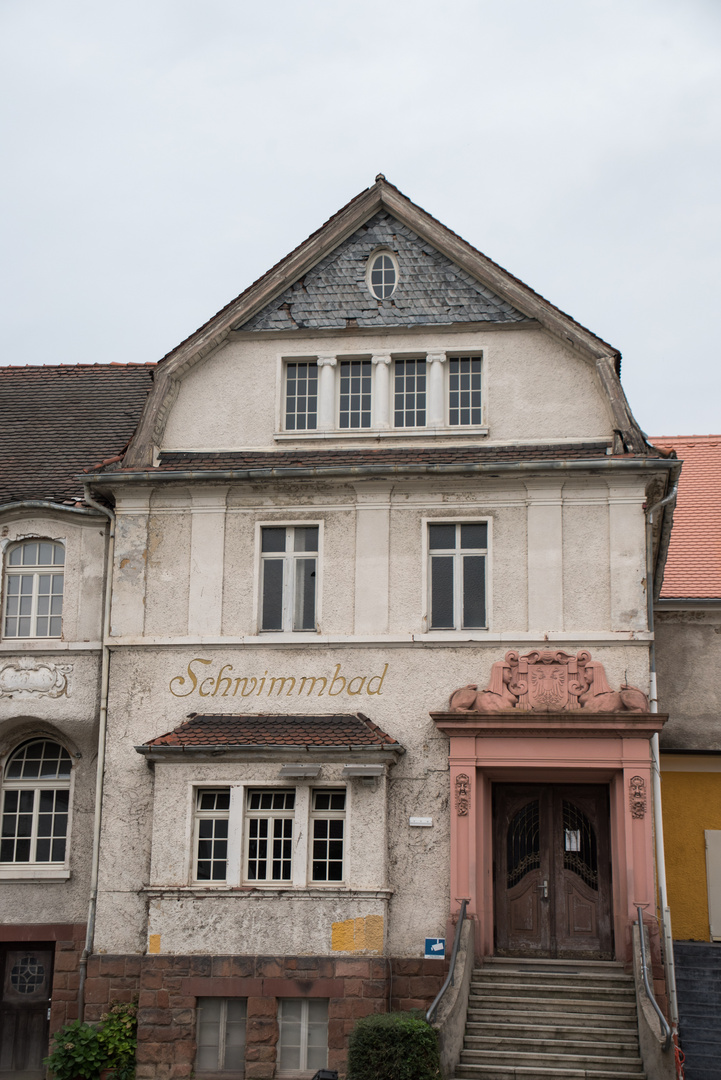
[494,784,613,959]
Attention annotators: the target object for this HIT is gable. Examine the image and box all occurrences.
[237,211,530,332]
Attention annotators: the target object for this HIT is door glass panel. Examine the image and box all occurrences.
[507,800,540,888]
[562,800,598,890]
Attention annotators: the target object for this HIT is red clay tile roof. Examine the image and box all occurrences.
[140,713,401,750]
[0,364,155,504]
[104,442,630,477]
[652,436,721,599]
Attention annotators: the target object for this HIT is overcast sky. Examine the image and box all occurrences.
[2,0,719,435]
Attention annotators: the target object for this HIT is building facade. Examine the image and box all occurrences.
[0,179,693,1079]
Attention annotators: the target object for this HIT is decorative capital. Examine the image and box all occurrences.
[316,355,337,368]
[427,351,447,365]
[371,354,392,366]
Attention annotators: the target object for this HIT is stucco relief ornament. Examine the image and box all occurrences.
[629,776,647,818]
[0,658,72,699]
[455,773,471,816]
[448,650,649,713]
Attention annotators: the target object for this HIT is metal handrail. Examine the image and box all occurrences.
[637,905,673,1052]
[426,898,469,1024]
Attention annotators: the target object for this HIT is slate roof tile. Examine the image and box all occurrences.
[142,713,401,749]
[652,436,721,599]
[0,364,155,504]
[238,212,531,332]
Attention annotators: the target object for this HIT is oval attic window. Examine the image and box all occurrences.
[368,252,397,299]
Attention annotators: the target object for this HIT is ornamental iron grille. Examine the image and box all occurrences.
[10,956,46,996]
[507,800,540,888]
[563,800,598,890]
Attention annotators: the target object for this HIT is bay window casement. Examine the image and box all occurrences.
[190,784,347,888]
[0,739,73,879]
[280,351,486,435]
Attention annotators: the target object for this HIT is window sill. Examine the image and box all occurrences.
[0,866,70,881]
[274,427,488,441]
[143,885,393,899]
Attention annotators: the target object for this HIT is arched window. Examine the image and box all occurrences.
[3,540,64,638]
[0,740,72,865]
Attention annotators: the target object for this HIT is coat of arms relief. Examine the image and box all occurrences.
[449,650,649,713]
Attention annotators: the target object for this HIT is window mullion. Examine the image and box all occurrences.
[31,571,40,636]
[30,788,40,862]
[301,999,309,1069]
[284,538,294,631]
[218,998,228,1069]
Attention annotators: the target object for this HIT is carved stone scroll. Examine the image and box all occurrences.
[0,659,72,699]
[455,773,471,816]
[449,650,649,714]
[629,776,647,818]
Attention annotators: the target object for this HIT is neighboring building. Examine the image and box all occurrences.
[653,435,721,1078]
[0,179,690,1078]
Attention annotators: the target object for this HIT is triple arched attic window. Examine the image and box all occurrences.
[3,540,64,638]
[0,740,72,866]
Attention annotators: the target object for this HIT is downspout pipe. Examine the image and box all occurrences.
[645,484,679,1029]
[77,485,116,1020]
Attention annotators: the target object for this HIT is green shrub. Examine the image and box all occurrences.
[347,1011,441,1080]
[44,1000,137,1080]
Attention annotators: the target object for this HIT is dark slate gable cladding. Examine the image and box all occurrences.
[0,364,155,504]
[237,212,529,331]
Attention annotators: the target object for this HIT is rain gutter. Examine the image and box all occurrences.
[77,485,116,1020]
[81,457,679,486]
[645,483,680,1031]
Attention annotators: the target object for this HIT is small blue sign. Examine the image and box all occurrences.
[425,937,445,959]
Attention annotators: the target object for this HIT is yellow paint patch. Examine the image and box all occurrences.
[148,934,161,954]
[662,770,721,940]
[331,914,383,953]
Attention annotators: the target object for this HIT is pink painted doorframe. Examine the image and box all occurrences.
[431,710,666,963]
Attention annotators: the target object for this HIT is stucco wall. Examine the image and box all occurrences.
[0,511,106,926]
[93,641,650,958]
[109,475,649,642]
[160,327,614,450]
[656,611,721,750]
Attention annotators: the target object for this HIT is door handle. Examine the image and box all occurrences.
[537,879,548,899]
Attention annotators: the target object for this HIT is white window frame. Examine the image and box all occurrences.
[337,357,373,430]
[244,788,296,884]
[365,248,399,300]
[309,789,346,884]
[253,521,323,635]
[282,357,319,433]
[277,997,329,1076]
[0,739,73,880]
[422,518,491,633]
[445,352,486,428]
[195,996,247,1077]
[274,350,488,441]
[193,788,231,884]
[3,540,65,639]
[182,784,348,891]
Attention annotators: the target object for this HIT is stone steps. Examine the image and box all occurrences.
[450,958,645,1080]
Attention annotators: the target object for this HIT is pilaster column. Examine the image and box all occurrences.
[188,489,228,637]
[317,355,337,431]
[427,352,447,428]
[608,481,647,632]
[353,482,391,635]
[372,354,392,429]
[110,489,151,638]
[525,479,564,632]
